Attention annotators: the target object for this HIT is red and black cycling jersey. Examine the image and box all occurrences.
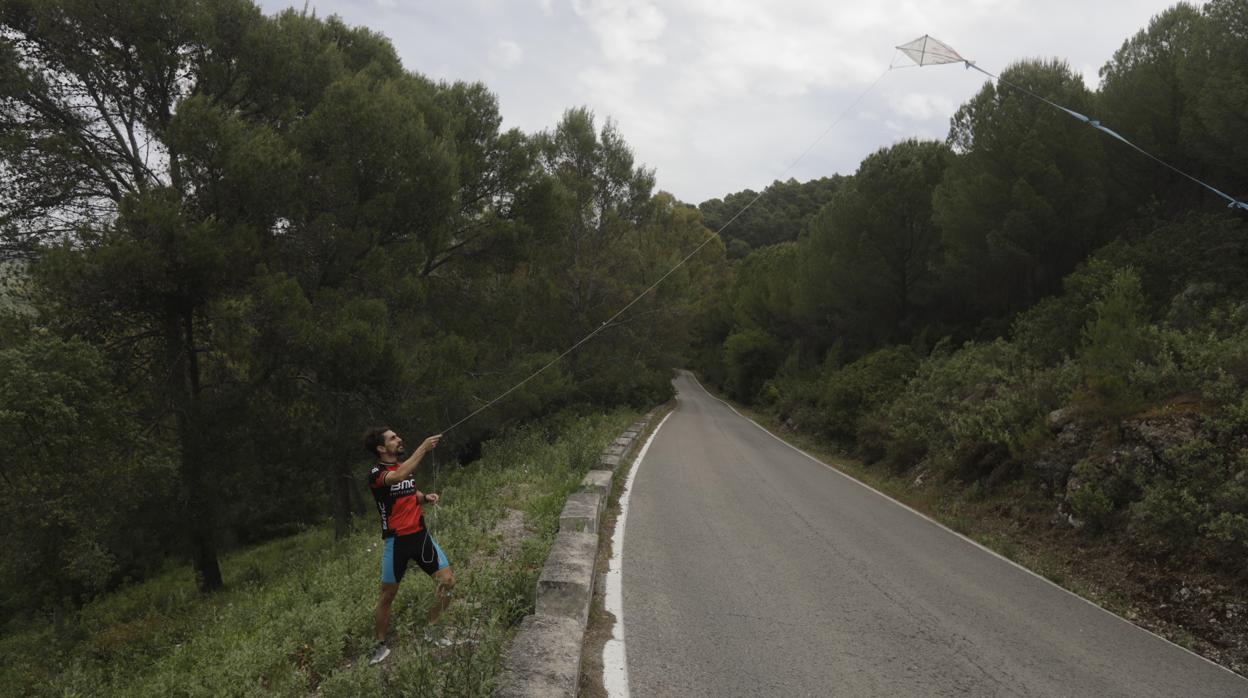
[367,463,424,538]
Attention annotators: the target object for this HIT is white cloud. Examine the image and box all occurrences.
[1079,63,1102,91]
[257,0,1194,202]
[572,0,668,65]
[490,40,524,70]
[889,92,956,121]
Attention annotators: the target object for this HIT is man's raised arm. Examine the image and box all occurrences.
[382,434,442,485]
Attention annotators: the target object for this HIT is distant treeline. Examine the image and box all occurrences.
[698,176,843,258]
[0,0,722,616]
[691,0,1248,580]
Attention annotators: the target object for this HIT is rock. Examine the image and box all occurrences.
[1047,407,1077,432]
[1056,422,1086,449]
[1064,473,1082,497]
[1051,499,1084,529]
[1121,412,1201,455]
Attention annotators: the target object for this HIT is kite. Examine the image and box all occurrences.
[896,34,1248,212]
[896,35,965,67]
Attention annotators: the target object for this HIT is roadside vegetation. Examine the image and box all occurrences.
[0,0,713,634]
[689,0,1248,674]
[0,409,635,697]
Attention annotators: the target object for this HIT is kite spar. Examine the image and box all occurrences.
[896,34,1248,213]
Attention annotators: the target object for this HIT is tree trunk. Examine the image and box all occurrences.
[165,309,224,592]
[332,458,353,540]
[350,473,368,516]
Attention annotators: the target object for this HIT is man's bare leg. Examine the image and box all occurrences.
[429,567,455,624]
[375,583,400,642]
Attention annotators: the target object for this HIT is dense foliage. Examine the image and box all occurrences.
[691,0,1248,582]
[698,176,842,258]
[0,409,635,696]
[0,0,721,614]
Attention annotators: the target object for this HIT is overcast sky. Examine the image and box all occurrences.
[256,0,1193,204]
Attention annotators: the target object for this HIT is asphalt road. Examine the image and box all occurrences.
[620,371,1248,697]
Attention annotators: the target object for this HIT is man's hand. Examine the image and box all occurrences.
[424,493,440,505]
[386,434,445,485]
[419,434,442,454]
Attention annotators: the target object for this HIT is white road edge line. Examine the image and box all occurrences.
[603,409,674,698]
[685,371,1247,681]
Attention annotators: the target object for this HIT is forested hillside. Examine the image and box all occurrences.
[0,0,721,620]
[691,0,1248,668]
[698,176,842,258]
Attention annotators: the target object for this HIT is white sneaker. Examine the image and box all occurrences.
[369,642,391,665]
[425,628,480,648]
[423,629,455,648]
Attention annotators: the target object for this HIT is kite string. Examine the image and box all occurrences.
[438,60,900,437]
[965,62,1248,212]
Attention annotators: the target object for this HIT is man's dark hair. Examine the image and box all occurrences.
[363,426,391,457]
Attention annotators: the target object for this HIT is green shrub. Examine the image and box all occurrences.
[1013,256,1122,363]
[1123,436,1248,571]
[1204,511,1248,562]
[812,345,919,443]
[0,335,173,616]
[1129,486,1206,554]
[1077,267,1156,418]
[722,328,784,402]
[1068,459,1122,531]
[864,340,1077,483]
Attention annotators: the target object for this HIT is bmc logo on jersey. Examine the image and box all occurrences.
[389,479,416,494]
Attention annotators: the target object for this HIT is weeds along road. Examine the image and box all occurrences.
[619,371,1248,697]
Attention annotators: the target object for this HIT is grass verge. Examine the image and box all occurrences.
[1,408,639,697]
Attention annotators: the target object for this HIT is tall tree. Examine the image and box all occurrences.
[933,59,1110,332]
[798,139,952,354]
[1098,3,1207,214]
[0,0,398,589]
[278,67,539,535]
[530,108,656,394]
[1185,0,1248,198]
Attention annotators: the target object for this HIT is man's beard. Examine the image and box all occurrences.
[395,447,407,459]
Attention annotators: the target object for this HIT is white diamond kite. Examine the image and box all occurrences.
[896,35,965,67]
[892,34,1246,211]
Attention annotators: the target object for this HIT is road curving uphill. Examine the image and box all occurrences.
[618,371,1248,697]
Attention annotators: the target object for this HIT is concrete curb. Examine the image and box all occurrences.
[494,615,583,697]
[494,410,657,697]
[536,530,597,627]
[559,492,602,535]
[579,470,612,513]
